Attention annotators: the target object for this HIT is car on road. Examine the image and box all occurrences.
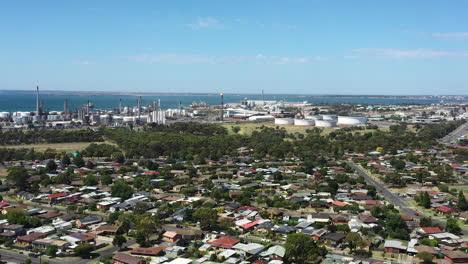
[414,212,419,216]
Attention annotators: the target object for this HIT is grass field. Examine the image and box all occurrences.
[222,121,386,136]
[2,141,108,153]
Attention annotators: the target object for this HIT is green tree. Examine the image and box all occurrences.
[88,201,97,211]
[420,192,431,209]
[446,217,461,234]
[416,251,434,264]
[193,207,218,230]
[112,152,125,164]
[73,155,85,167]
[74,243,93,258]
[344,232,367,253]
[386,214,409,240]
[111,179,134,200]
[46,160,57,172]
[101,174,113,185]
[45,244,58,257]
[84,174,98,186]
[25,258,32,264]
[134,214,161,246]
[7,165,29,191]
[419,238,438,247]
[457,191,467,211]
[112,234,127,249]
[419,217,433,227]
[285,233,327,264]
[61,155,71,166]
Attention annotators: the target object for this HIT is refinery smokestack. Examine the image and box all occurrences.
[220,93,224,121]
[36,85,41,115]
[64,99,69,116]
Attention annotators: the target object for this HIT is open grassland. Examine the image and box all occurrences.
[222,121,387,136]
[1,141,109,153]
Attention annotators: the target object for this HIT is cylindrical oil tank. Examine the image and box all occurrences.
[322,114,337,121]
[294,119,315,126]
[337,116,368,125]
[249,115,275,121]
[315,120,337,127]
[305,115,322,120]
[123,116,135,123]
[0,112,10,119]
[274,118,294,125]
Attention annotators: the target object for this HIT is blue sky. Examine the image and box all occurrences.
[1,0,467,95]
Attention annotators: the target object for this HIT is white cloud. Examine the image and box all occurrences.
[72,60,96,65]
[432,32,468,40]
[188,17,222,30]
[124,53,313,65]
[312,56,330,61]
[354,48,468,59]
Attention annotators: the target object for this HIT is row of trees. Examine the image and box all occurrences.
[105,120,465,161]
[0,129,103,145]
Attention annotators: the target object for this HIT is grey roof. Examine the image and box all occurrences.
[384,240,407,250]
[260,245,285,258]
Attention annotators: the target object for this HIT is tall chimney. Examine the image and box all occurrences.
[64,99,69,116]
[36,86,41,115]
[220,93,224,121]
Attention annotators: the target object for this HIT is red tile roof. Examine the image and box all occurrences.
[365,200,382,205]
[421,226,443,234]
[332,201,349,207]
[437,206,452,214]
[241,219,261,230]
[208,237,240,248]
[48,192,68,199]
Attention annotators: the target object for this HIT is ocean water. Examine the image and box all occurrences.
[0,90,461,112]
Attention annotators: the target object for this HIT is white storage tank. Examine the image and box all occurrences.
[248,115,275,121]
[322,114,337,121]
[123,116,135,123]
[47,115,61,121]
[305,115,322,120]
[275,118,294,125]
[315,120,337,127]
[0,112,10,119]
[337,116,368,125]
[294,119,315,126]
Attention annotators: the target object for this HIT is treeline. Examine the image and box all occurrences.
[105,128,249,160]
[1,120,463,161]
[0,129,104,145]
[146,122,228,136]
[0,143,120,162]
[81,143,121,157]
[107,120,465,160]
[0,147,59,162]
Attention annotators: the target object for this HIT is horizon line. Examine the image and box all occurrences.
[0,89,466,97]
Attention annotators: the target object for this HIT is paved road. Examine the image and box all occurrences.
[346,161,445,227]
[0,249,91,264]
[439,122,468,146]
